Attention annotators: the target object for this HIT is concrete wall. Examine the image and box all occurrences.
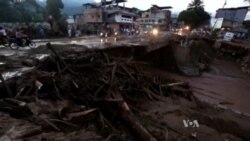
[107,23,120,31]
[82,8,103,23]
[114,14,133,23]
[216,8,248,23]
[137,10,171,30]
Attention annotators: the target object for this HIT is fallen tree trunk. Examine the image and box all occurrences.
[113,92,157,141]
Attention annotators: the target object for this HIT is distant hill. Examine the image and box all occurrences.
[63,0,94,7]
[36,0,95,16]
[62,0,95,15]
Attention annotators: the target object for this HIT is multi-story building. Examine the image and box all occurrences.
[82,3,103,24]
[136,5,172,31]
[77,1,137,33]
[104,6,137,31]
[215,6,249,29]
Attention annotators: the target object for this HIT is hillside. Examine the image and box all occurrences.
[37,0,95,15]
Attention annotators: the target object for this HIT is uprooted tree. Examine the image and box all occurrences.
[178,0,211,29]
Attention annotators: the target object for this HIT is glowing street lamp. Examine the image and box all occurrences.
[185,26,190,30]
[152,28,159,36]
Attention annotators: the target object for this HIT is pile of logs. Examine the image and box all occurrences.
[0,43,193,141]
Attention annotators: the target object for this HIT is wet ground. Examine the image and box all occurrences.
[0,36,146,82]
[1,36,250,115]
[141,59,250,115]
[192,59,250,114]
[1,36,250,140]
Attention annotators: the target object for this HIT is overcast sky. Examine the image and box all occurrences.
[95,0,249,14]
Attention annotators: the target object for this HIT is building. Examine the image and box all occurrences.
[78,1,138,34]
[104,6,137,31]
[215,6,249,29]
[136,5,172,31]
[82,3,103,24]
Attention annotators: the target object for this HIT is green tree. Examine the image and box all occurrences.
[46,0,64,21]
[178,0,211,28]
[14,0,44,22]
[26,0,40,8]
[188,0,204,9]
[0,1,16,22]
[0,0,44,22]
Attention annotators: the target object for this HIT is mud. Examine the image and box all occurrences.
[0,37,250,141]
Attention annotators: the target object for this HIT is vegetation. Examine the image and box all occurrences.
[46,0,67,35]
[46,0,64,21]
[0,0,67,35]
[178,0,211,28]
[0,0,65,24]
[0,0,44,22]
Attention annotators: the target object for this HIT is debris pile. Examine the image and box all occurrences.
[1,43,250,141]
[0,44,194,141]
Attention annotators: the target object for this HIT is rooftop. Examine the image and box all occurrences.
[101,0,127,6]
[217,6,250,11]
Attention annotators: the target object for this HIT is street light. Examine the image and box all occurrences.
[185,26,190,30]
[152,28,159,36]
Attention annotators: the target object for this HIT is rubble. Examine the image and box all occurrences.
[0,43,193,141]
[0,42,250,141]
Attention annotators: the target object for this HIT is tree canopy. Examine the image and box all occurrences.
[0,0,44,22]
[188,0,204,10]
[46,0,64,21]
[178,0,211,28]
